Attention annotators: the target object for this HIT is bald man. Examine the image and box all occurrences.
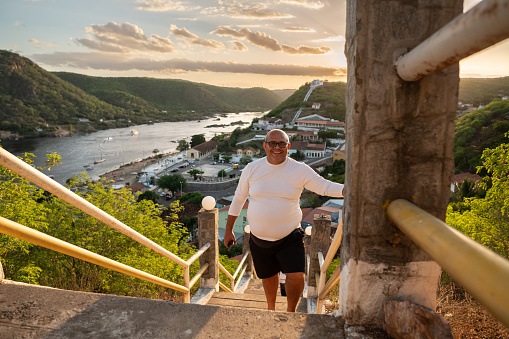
[224,129,344,312]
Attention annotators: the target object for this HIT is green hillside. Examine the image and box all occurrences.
[0,50,129,134]
[459,77,509,106]
[53,72,282,116]
[0,50,282,135]
[267,81,347,122]
[454,98,509,172]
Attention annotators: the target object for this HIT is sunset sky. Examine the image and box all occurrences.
[1,0,508,90]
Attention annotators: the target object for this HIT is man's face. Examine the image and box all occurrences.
[263,131,290,165]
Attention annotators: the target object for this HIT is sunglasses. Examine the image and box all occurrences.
[266,141,288,148]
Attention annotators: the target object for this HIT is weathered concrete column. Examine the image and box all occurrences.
[307,215,331,298]
[198,208,219,291]
[304,228,311,277]
[0,260,4,281]
[340,0,461,327]
[242,226,253,277]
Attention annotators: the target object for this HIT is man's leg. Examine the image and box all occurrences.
[262,273,279,311]
[284,272,305,312]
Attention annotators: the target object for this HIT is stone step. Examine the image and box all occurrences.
[0,280,347,338]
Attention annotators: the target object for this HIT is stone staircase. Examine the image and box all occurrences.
[0,279,348,338]
[207,279,307,313]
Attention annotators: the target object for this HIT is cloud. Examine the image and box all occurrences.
[280,27,315,32]
[29,39,55,48]
[76,22,174,53]
[212,26,331,55]
[170,25,225,49]
[135,0,200,12]
[31,51,345,76]
[201,2,292,19]
[279,0,325,9]
[226,4,293,19]
[232,41,248,51]
[281,45,331,55]
[314,35,345,43]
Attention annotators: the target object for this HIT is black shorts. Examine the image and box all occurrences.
[249,228,305,279]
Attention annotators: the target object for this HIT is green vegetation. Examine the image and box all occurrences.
[459,77,509,107]
[55,72,282,116]
[454,99,509,172]
[0,153,246,301]
[0,50,282,135]
[178,192,205,207]
[448,135,509,258]
[190,134,206,147]
[266,81,347,122]
[157,174,187,194]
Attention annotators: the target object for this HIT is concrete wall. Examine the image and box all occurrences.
[340,0,461,327]
[186,180,237,192]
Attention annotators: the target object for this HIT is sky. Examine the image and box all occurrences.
[1,0,508,90]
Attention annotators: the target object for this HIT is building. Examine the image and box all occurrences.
[301,206,341,230]
[286,130,319,142]
[289,141,326,158]
[234,147,261,157]
[252,117,286,131]
[333,143,346,162]
[218,201,249,242]
[312,102,321,109]
[295,119,346,132]
[186,140,219,159]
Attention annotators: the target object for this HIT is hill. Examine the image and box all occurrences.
[272,89,296,100]
[53,73,282,119]
[266,81,347,122]
[459,77,509,106]
[0,50,130,135]
[454,98,509,172]
[0,50,282,136]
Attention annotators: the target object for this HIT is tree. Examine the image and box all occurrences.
[290,150,305,161]
[223,156,232,163]
[137,190,159,204]
[0,158,197,299]
[446,134,509,258]
[157,174,186,193]
[152,149,159,156]
[217,169,227,179]
[176,139,189,151]
[190,134,206,148]
[240,155,253,165]
[188,169,204,180]
[179,192,205,207]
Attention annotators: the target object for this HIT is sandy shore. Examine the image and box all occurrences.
[98,153,172,187]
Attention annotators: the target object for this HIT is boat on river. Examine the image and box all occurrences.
[94,159,106,164]
[130,130,138,136]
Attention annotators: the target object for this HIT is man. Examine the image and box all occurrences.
[224,129,344,312]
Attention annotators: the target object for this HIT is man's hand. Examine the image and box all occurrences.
[224,230,236,249]
[224,214,239,249]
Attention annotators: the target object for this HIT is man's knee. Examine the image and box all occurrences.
[285,272,305,281]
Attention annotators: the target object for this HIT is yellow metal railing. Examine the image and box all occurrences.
[315,220,343,314]
[0,147,210,302]
[387,199,509,328]
[0,216,188,293]
[218,250,251,293]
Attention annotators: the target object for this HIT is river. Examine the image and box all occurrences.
[2,112,266,184]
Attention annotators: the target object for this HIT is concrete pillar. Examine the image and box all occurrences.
[307,215,331,298]
[304,228,311,277]
[340,0,461,327]
[198,208,219,291]
[0,259,4,281]
[242,227,253,277]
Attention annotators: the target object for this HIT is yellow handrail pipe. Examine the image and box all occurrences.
[0,216,188,294]
[387,199,509,328]
[0,148,188,268]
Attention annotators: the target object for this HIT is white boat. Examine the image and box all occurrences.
[130,130,138,136]
[94,159,106,164]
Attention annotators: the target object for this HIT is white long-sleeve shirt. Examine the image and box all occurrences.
[228,157,344,241]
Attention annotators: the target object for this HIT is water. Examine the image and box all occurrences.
[2,112,265,184]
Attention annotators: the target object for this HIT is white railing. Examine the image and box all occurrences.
[396,0,509,81]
